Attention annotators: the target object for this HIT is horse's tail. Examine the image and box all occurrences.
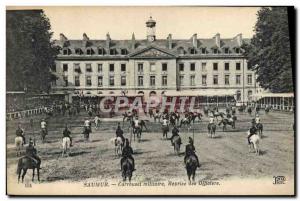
[16,158,22,175]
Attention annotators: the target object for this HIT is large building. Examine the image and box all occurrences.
[52,16,258,105]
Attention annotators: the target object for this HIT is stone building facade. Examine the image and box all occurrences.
[52,16,257,104]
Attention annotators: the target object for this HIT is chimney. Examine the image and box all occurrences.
[167,34,172,49]
[106,32,111,49]
[82,33,90,47]
[214,33,220,48]
[235,33,243,46]
[192,34,198,48]
[131,33,136,50]
[59,33,68,42]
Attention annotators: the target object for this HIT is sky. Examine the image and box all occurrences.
[8,6,260,40]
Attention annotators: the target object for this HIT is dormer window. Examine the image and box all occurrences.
[213,48,218,54]
[86,48,94,55]
[121,49,128,55]
[201,48,206,54]
[224,48,230,54]
[235,48,241,54]
[190,48,196,54]
[98,48,104,55]
[110,48,117,55]
[63,48,70,55]
[177,47,185,55]
[75,48,83,55]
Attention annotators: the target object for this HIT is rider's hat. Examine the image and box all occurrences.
[188,137,193,144]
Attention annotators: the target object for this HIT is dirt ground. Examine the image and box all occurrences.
[6,109,295,184]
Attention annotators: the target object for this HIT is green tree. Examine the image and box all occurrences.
[243,7,293,93]
[6,10,59,93]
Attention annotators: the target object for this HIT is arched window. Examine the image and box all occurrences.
[149,91,156,97]
[248,90,253,101]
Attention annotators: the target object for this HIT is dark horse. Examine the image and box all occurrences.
[17,157,40,183]
[256,123,263,138]
[162,125,169,139]
[172,135,182,155]
[247,107,252,115]
[218,117,236,131]
[40,128,47,143]
[207,123,217,138]
[185,155,198,182]
[82,126,92,142]
[122,112,133,126]
[121,157,134,182]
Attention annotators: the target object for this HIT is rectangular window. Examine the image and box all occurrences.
[75,48,82,55]
[121,76,126,86]
[98,76,103,87]
[179,75,184,86]
[235,48,241,54]
[179,63,184,71]
[86,76,92,86]
[109,64,114,72]
[150,76,155,86]
[121,49,127,55]
[150,63,156,72]
[213,75,218,85]
[63,64,68,72]
[202,75,207,85]
[247,74,253,85]
[190,63,195,71]
[201,48,206,54]
[236,75,241,85]
[74,63,80,73]
[86,49,93,55]
[201,62,207,72]
[236,62,241,71]
[138,76,143,86]
[225,75,230,85]
[86,64,92,72]
[162,76,167,86]
[162,63,167,71]
[138,63,143,73]
[224,63,230,71]
[75,76,80,86]
[213,63,218,71]
[190,75,195,86]
[110,49,116,55]
[98,48,104,55]
[98,64,103,73]
[63,49,69,55]
[63,76,68,86]
[109,76,114,86]
[213,49,218,54]
[121,64,126,72]
[224,48,229,54]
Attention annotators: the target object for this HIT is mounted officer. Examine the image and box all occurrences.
[25,138,41,166]
[63,124,73,146]
[247,119,258,145]
[170,126,181,146]
[184,137,200,168]
[16,123,26,145]
[116,123,125,144]
[121,139,135,171]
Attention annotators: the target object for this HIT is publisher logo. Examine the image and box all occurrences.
[273,176,286,185]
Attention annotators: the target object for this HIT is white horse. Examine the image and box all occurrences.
[62,137,71,157]
[15,136,23,156]
[248,131,260,155]
[110,137,123,157]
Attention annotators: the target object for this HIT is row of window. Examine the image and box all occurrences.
[62,74,253,87]
[62,47,242,56]
[61,62,245,73]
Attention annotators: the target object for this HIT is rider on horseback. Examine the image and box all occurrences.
[255,114,260,124]
[184,137,200,168]
[116,123,125,144]
[63,124,73,146]
[170,126,181,146]
[41,118,47,134]
[208,114,216,126]
[84,117,91,133]
[25,138,41,166]
[121,139,135,171]
[247,120,258,145]
[16,123,26,145]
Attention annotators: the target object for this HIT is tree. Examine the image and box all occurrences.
[242,7,294,93]
[6,10,59,93]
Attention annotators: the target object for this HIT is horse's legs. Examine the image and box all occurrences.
[32,168,35,182]
[37,168,40,182]
[22,169,27,183]
[18,169,22,183]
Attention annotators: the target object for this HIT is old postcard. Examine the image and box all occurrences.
[6,6,295,196]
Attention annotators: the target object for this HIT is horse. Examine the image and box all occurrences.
[247,107,252,115]
[15,136,23,156]
[248,133,260,155]
[162,125,169,139]
[185,155,198,182]
[40,128,47,143]
[179,117,192,130]
[190,112,203,123]
[110,137,123,157]
[62,137,71,157]
[133,126,142,142]
[82,126,91,142]
[218,118,236,131]
[153,112,162,123]
[122,112,133,126]
[172,135,182,155]
[121,157,134,182]
[256,123,263,138]
[207,123,217,138]
[17,156,40,183]
[213,111,225,121]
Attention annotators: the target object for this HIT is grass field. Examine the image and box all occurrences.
[6,109,295,184]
